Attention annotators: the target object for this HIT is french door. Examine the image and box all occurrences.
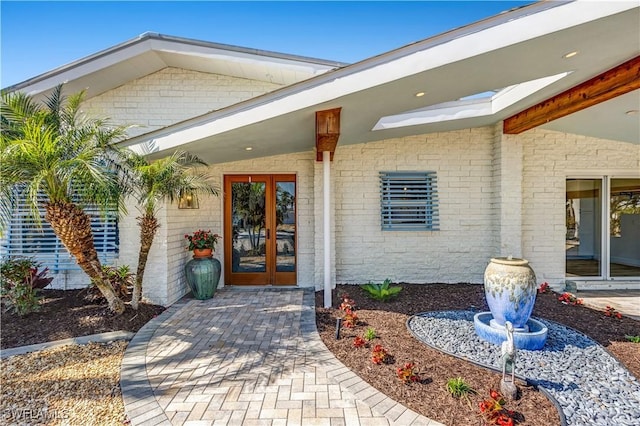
[224,175,296,285]
[566,177,640,279]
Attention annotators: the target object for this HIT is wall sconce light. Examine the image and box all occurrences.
[178,191,199,209]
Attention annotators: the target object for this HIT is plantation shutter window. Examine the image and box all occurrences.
[380,171,439,231]
[0,189,119,273]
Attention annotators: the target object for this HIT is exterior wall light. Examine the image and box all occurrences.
[178,191,199,209]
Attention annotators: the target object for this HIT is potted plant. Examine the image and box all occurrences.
[184,229,222,299]
[185,229,220,258]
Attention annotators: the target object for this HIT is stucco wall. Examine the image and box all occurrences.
[82,67,282,138]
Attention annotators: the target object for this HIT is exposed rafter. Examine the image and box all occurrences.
[316,108,342,161]
[504,55,640,134]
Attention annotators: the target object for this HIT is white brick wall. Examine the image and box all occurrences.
[493,124,524,258]
[40,125,640,304]
[331,128,496,285]
[160,151,317,305]
[519,128,640,284]
[82,67,282,138]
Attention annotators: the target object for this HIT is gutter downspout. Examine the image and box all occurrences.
[323,150,332,308]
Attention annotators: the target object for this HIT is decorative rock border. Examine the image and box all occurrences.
[0,330,135,359]
[407,310,640,426]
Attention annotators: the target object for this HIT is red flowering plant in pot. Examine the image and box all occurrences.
[185,229,220,258]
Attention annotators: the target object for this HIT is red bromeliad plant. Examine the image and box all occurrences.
[537,282,550,294]
[343,309,358,328]
[604,305,623,319]
[339,293,356,312]
[371,344,389,365]
[338,293,358,327]
[558,292,583,306]
[353,336,366,348]
[396,362,420,384]
[479,390,517,426]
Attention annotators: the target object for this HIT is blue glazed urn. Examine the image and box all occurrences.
[483,257,537,329]
[184,253,221,300]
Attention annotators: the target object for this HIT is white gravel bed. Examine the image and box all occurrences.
[408,310,640,426]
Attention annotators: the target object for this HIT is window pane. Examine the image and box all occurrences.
[566,179,602,277]
[276,182,296,273]
[610,178,640,277]
[231,182,267,273]
[0,188,118,272]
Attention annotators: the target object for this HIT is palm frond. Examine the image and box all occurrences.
[1,86,133,228]
[128,149,218,214]
[1,91,42,140]
[44,84,65,132]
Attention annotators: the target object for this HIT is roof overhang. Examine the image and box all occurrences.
[4,33,346,100]
[7,1,638,164]
[119,0,638,164]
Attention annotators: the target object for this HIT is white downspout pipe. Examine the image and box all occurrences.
[323,150,332,308]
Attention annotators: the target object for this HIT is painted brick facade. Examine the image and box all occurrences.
[82,67,282,138]
[161,152,317,305]
[41,67,286,301]
[519,128,640,284]
[331,128,496,285]
[39,123,639,305]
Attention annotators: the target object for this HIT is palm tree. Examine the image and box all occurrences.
[126,149,218,309]
[1,86,129,314]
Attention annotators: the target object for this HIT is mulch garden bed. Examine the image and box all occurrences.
[315,283,640,426]
[1,289,165,350]
[2,284,637,425]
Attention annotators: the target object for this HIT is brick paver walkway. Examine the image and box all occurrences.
[121,288,442,426]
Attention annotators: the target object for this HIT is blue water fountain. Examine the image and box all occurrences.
[474,257,548,350]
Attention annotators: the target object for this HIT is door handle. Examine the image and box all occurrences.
[266,229,270,240]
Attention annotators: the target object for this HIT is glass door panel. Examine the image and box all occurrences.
[566,179,602,277]
[232,182,267,273]
[609,179,640,277]
[276,181,296,273]
[224,175,296,285]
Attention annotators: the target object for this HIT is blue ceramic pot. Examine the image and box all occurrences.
[184,255,221,300]
[483,257,537,329]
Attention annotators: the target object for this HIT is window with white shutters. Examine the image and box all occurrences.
[0,190,118,272]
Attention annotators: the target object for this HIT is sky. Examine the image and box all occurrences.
[1,1,532,88]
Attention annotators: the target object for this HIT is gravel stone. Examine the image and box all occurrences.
[408,310,640,426]
[1,341,128,426]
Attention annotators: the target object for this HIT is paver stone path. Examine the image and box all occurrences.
[121,288,442,426]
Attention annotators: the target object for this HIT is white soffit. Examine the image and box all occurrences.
[5,33,343,99]
[128,0,638,154]
[372,72,571,130]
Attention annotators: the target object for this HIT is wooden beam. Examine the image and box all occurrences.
[504,56,640,134]
[316,108,341,161]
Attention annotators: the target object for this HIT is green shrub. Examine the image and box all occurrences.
[363,327,377,341]
[87,265,134,301]
[0,257,52,316]
[625,335,640,343]
[360,279,402,301]
[446,377,475,398]
[1,257,53,291]
[3,282,41,316]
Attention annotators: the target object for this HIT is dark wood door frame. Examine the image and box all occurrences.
[224,174,297,285]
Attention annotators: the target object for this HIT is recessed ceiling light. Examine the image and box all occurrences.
[245,147,253,151]
[415,92,425,97]
[563,51,578,59]
[625,110,639,116]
